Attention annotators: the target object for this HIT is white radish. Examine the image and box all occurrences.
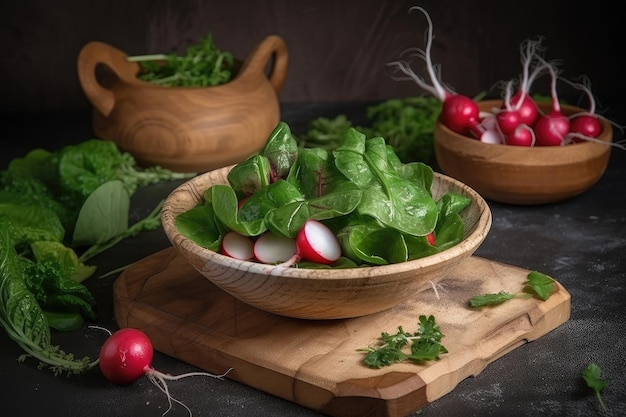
[220,231,255,261]
[253,232,297,264]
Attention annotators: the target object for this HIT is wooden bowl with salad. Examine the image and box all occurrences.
[77,34,288,173]
[161,122,492,320]
[434,100,614,205]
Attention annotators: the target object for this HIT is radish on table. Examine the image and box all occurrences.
[99,327,232,416]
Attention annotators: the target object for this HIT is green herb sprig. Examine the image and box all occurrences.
[127,33,236,87]
[358,315,448,368]
[468,271,556,308]
[582,362,608,412]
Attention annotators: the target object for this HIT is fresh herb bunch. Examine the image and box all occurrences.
[297,96,442,164]
[358,315,448,368]
[128,33,236,87]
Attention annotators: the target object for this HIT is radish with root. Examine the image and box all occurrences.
[275,220,341,268]
[532,56,570,146]
[98,327,232,417]
[500,38,546,127]
[388,6,484,140]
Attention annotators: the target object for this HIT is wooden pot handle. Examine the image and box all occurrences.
[76,41,140,117]
[238,35,288,94]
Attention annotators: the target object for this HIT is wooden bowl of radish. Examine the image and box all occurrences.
[161,123,492,320]
[433,99,614,205]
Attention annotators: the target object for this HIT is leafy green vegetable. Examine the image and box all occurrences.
[297,96,442,163]
[127,32,236,87]
[358,315,447,368]
[582,362,608,412]
[0,137,194,376]
[468,271,556,307]
[0,218,97,376]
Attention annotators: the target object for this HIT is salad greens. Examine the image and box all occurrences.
[0,138,195,374]
[358,315,447,368]
[176,121,471,267]
[127,32,237,87]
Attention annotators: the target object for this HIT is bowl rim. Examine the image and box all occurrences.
[162,167,493,280]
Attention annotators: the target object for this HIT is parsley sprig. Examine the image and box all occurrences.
[358,315,448,368]
[468,271,556,308]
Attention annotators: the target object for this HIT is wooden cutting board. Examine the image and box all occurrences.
[113,247,571,417]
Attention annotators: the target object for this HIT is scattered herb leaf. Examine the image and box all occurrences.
[469,271,556,307]
[582,362,608,412]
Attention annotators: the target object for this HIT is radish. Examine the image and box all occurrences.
[507,38,546,126]
[99,327,231,416]
[253,232,297,264]
[426,232,435,246]
[220,231,255,260]
[562,76,603,143]
[274,220,341,268]
[533,57,570,146]
[388,6,484,139]
[505,123,535,147]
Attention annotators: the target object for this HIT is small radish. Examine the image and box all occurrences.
[220,231,255,260]
[253,232,297,264]
[505,123,535,147]
[388,6,484,140]
[533,56,570,146]
[508,38,545,126]
[99,327,231,416]
[562,76,603,143]
[275,220,341,268]
[426,232,435,246]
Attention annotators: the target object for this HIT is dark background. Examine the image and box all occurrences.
[2,0,625,121]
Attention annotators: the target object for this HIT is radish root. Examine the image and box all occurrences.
[146,367,233,417]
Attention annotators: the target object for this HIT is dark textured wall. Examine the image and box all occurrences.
[2,0,625,117]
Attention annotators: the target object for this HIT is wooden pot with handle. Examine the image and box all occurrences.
[77,35,288,173]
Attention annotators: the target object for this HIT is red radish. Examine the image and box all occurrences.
[508,38,545,126]
[99,328,231,416]
[533,57,570,146]
[253,232,297,264]
[505,123,535,147]
[388,6,484,139]
[275,220,341,268]
[426,232,435,246]
[220,231,255,260]
[563,76,603,143]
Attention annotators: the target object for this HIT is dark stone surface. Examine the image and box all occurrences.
[1,103,625,417]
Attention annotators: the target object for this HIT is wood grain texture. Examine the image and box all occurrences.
[113,247,571,417]
[434,100,613,205]
[160,165,492,319]
[77,35,288,173]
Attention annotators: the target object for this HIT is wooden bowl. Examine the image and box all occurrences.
[77,35,288,173]
[434,100,613,205]
[161,165,492,320]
